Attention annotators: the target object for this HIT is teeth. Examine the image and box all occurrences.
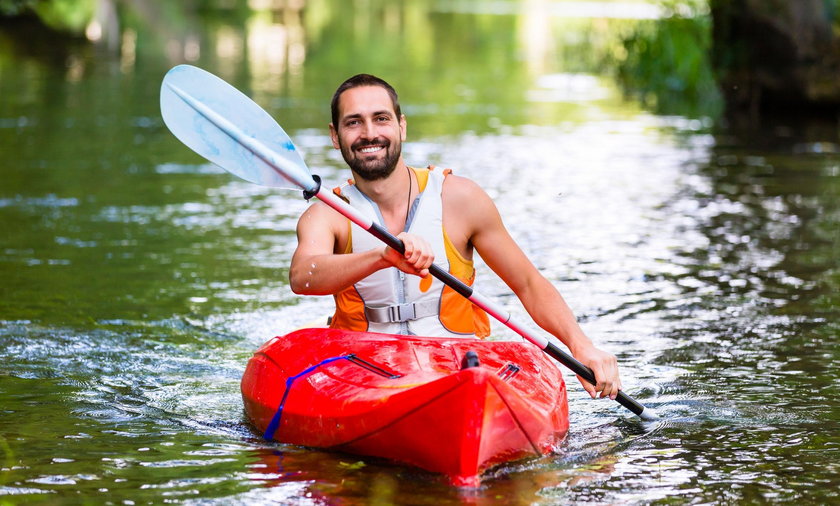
[359,146,382,153]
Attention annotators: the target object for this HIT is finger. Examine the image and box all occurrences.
[409,237,428,259]
[578,375,596,399]
[604,361,620,400]
[591,365,606,396]
[402,256,426,276]
[590,362,607,397]
[422,240,435,265]
[410,241,428,266]
[418,251,433,269]
[611,379,623,400]
[401,238,415,259]
[411,250,432,270]
[603,373,622,399]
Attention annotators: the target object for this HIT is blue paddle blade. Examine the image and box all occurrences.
[160,65,317,193]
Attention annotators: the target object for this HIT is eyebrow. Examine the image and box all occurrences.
[341,110,395,122]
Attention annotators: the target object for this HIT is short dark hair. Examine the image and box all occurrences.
[330,74,401,128]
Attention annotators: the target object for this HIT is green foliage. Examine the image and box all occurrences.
[826,0,840,28]
[0,0,95,34]
[0,0,26,17]
[31,0,95,34]
[609,0,722,117]
[659,0,709,17]
[0,0,36,16]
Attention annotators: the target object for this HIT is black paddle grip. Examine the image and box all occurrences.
[544,342,646,417]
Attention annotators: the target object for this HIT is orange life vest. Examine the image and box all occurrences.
[329,167,490,338]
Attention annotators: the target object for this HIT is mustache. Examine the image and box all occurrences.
[351,138,390,151]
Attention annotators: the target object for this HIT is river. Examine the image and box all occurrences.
[1,1,838,504]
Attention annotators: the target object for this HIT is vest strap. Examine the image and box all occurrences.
[364,300,439,323]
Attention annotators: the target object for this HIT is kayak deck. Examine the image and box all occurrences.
[241,328,569,487]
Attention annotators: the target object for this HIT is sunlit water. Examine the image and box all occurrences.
[2,3,839,504]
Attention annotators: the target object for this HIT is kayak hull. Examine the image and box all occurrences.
[241,328,569,487]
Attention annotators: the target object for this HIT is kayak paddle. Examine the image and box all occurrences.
[160,64,658,421]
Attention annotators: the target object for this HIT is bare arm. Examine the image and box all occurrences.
[445,176,622,399]
[289,201,433,295]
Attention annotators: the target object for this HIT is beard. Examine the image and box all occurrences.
[339,137,402,181]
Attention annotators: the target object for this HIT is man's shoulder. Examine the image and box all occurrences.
[441,172,488,200]
[298,199,346,226]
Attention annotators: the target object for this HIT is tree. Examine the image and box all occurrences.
[711,0,840,114]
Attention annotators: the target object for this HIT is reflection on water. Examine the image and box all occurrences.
[1,1,839,504]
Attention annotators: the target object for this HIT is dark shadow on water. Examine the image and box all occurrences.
[717,107,840,153]
[0,14,90,67]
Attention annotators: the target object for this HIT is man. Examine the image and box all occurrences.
[290,74,622,400]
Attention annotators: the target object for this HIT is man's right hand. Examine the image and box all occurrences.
[382,232,434,278]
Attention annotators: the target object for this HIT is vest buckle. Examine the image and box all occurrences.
[388,303,415,322]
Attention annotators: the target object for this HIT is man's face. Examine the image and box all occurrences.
[330,86,406,181]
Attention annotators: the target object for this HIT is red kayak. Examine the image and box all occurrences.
[241,328,569,487]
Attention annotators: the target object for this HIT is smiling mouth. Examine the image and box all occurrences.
[357,145,384,154]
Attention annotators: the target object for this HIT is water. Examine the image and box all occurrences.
[2,2,839,504]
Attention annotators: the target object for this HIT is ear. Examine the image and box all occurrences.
[329,123,340,149]
[399,114,407,142]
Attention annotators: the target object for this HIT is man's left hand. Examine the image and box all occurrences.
[571,344,621,400]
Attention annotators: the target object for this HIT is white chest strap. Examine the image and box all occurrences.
[364,299,440,323]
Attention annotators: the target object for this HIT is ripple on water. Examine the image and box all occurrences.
[3,93,839,502]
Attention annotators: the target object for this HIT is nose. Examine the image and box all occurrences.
[361,119,376,140]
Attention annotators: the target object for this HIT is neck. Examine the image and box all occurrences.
[352,160,414,233]
[353,159,410,209]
